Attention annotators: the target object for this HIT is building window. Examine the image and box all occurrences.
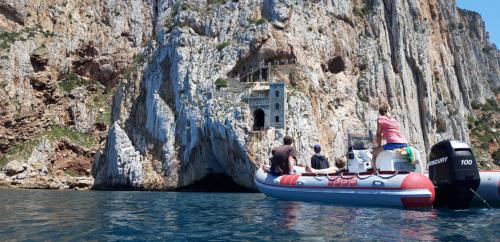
[275,103,279,110]
[275,90,279,97]
[275,116,280,122]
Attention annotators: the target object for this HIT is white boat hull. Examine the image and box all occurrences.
[255,167,435,208]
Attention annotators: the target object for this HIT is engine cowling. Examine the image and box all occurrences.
[428,140,480,209]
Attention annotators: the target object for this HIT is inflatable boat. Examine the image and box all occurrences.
[255,168,435,208]
[256,138,500,209]
[472,171,500,207]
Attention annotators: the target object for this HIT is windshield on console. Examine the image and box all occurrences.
[349,134,372,150]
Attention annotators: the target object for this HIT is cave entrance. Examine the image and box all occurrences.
[176,173,254,192]
[328,56,346,74]
[253,109,265,131]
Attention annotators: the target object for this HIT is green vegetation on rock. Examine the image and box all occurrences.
[217,41,230,51]
[214,78,228,89]
[0,138,39,168]
[0,81,7,90]
[124,53,147,79]
[58,73,89,92]
[0,26,55,50]
[65,170,80,177]
[91,90,113,124]
[468,98,499,165]
[353,5,371,18]
[483,99,500,112]
[0,31,21,49]
[207,0,226,5]
[0,127,97,168]
[248,17,266,25]
[46,127,97,148]
[357,93,369,103]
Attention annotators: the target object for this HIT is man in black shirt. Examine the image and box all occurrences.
[270,136,298,175]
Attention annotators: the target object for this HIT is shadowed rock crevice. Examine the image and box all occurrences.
[0,1,25,25]
[176,173,256,192]
[30,46,48,73]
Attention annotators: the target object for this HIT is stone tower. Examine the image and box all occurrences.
[246,82,286,131]
[269,82,286,129]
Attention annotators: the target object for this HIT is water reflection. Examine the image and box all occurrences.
[277,201,300,229]
[399,210,438,241]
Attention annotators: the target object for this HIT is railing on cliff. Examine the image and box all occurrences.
[237,58,297,83]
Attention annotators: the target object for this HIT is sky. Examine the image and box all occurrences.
[456,0,500,47]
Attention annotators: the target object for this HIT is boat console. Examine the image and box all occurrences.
[346,132,422,173]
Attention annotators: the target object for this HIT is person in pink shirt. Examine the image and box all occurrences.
[371,103,408,169]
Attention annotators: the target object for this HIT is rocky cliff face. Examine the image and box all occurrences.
[0,0,153,189]
[1,0,498,190]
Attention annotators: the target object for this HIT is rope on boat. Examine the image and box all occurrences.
[339,172,352,179]
[374,170,399,179]
[356,172,374,180]
[470,188,492,209]
[319,170,402,181]
[326,174,339,181]
[314,176,324,181]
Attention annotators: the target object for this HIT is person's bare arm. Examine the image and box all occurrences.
[376,121,382,147]
[288,155,295,174]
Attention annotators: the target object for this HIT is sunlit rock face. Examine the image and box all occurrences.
[92,0,499,190]
[0,0,153,189]
[1,0,498,190]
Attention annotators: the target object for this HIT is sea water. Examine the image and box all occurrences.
[0,189,498,241]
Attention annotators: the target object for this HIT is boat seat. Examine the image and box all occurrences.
[376,149,423,173]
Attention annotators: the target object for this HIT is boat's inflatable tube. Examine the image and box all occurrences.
[473,171,500,207]
[255,167,435,208]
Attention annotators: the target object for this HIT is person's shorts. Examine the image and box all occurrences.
[383,143,408,150]
[269,170,282,176]
[270,166,305,176]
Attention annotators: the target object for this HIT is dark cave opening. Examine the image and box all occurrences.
[176,173,256,193]
[327,56,346,74]
[253,108,265,131]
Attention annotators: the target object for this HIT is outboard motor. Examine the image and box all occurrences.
[428,140,480,209]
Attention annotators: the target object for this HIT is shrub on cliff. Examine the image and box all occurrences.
[58,73,89,92]
[217,41,230,51]
[471,100,481,110]
[207,0,226,5]
[214,78,228,89]
[483,99,499,112]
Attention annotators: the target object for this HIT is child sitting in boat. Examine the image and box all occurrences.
[371,103,408,169]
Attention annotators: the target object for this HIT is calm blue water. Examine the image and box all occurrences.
[0,189,499,241]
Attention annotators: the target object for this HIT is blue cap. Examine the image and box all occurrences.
[314,144,321,152]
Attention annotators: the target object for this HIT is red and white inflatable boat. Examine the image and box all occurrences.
[256,139,500,209]
[255,168,435,208]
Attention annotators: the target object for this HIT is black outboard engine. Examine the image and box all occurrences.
[429,140,480,209]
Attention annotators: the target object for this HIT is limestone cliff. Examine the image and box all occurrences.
[0,0,152,189]
[1,0,498,190]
